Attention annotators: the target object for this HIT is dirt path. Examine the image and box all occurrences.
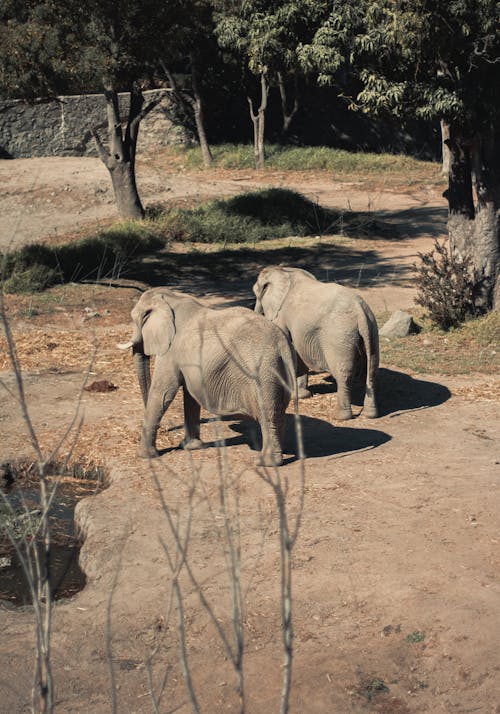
[1,156,499,713]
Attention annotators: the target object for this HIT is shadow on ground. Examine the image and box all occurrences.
[158,413,390,462]
[311,367,451,416]
[123,203,447,305]
[230,414,391,461]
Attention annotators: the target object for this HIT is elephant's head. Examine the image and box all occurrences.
[252,267,291,322]
[118,290,176,356]
[118,290,176,405]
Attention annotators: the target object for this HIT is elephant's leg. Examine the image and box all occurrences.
[296,356,312,399]
[258,407,284,467]
[326,354,353,421]
[363,366,378,418]
[334,376,353,420]
[181,385,204,450]
[139,361,180,458]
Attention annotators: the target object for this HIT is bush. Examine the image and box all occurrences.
[415,240,476,329]
[161,188,337,244]
[1,224,164,293]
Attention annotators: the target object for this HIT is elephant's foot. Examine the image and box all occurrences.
[257,451,283,467]
[333,406,353,421]
[298,387,313,399]
[181,437,205,451]
[363,404,378,418]
[138,445,160,459]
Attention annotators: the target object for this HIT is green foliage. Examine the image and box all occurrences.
[1,224,164,293]
[215,0,328,78]
[161,188,337,244]
[415,240,477,330]
[0,0,188,99]
[302,0,500,131]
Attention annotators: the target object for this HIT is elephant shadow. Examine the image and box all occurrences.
[229,414,391,461]
[309,367,451,417]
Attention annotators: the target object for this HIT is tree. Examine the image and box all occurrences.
[158,0,218,168]
[0,0,184,220]
[215,0,327,168]
[301,0,500,312]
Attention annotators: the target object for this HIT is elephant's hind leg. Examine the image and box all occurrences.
[326,352,354,421]
[257,405,285,467]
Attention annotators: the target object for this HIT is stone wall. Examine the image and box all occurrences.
[0,89,188,159]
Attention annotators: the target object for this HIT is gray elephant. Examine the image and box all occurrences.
[118,287,296,465]
[253,266,379,420]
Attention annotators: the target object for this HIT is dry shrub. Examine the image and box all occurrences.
[415,239,476,330]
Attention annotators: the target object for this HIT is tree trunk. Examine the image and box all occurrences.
[277,72,299,138]
[440,119,451,175]
[248,73,268,170]
[92,84,160,220]
[190,53,213,168]
[445,125,500,311]
[162,58,213,168]
[108,159,144,220]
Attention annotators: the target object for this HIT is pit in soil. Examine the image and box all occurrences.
[0,460,106,606]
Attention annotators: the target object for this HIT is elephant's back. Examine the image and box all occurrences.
[181,308,293,418]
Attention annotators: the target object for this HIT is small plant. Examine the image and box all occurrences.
[362,678,389,701]
[406,630,426,643]
[415,239,476,330]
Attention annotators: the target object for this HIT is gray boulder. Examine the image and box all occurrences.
[380,310,420,338]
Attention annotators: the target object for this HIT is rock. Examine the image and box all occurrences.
[380,310,420,338]
[84,380,118,393]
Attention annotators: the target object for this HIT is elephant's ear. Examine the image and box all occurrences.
[141,298,175,356]
[260,269,291,321]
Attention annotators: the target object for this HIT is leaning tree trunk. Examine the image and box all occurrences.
[247,73,268,170]
[445,124,500,311]
[277,72,299,138]
[190,53,213,168]
[92,84,160,220]
[161,58,213,168]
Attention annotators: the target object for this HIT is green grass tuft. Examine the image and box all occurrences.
[160,188,338,244]
[172,143,439,175]
[1,222,164,293]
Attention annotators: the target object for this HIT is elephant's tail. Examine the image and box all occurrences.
[357,301,379,418]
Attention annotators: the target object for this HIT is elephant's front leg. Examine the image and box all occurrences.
[139,360,181,458]
[296,356,312,399]
[181,385,204,451]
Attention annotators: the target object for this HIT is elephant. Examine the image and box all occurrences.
[253,266,379,420]
[118,287,297,466]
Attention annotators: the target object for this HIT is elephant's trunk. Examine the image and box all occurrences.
[254,298,263,314]
[134,348,151,407]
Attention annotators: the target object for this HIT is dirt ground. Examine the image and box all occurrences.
[0,155,499,713]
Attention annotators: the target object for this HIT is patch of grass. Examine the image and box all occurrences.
[172,143,440,176]
[380,310,500,375]
[155,188,338,245]
[1,222,165,293]
[406,631,426,643]
[361,678,389,701]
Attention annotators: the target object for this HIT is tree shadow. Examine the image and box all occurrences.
[125,203,446,305]
[308,367,451,416]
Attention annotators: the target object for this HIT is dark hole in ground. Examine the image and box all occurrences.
[0,459,107,607]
